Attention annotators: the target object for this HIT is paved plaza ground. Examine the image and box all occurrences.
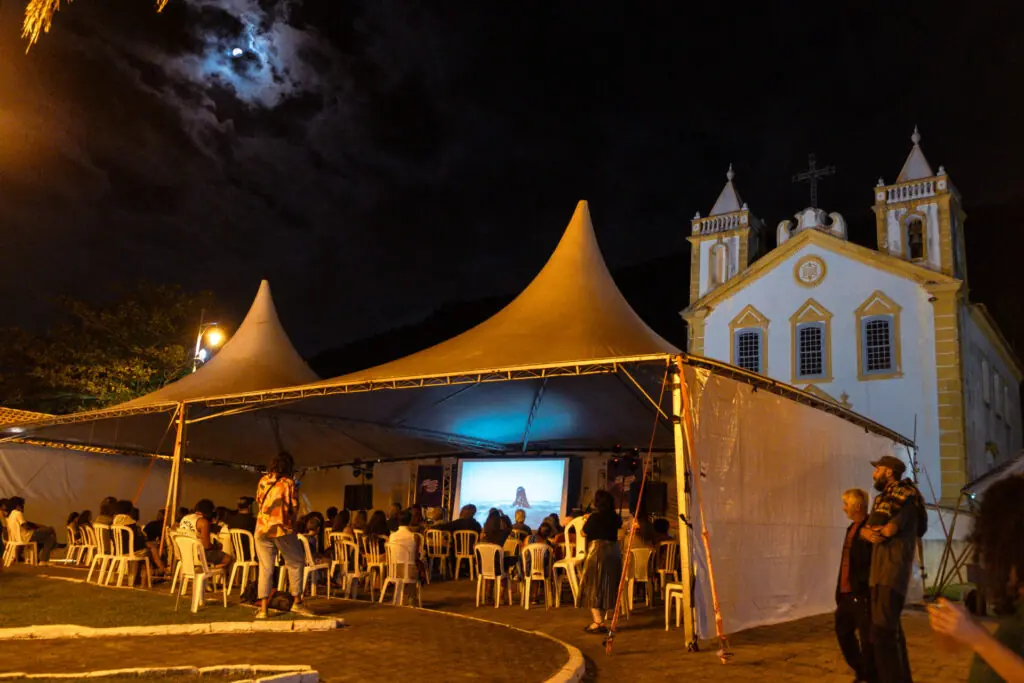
[0,564,973,682]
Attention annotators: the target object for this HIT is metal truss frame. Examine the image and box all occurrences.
[0,352,913,452]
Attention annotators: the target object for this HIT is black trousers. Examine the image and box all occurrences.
[836,593,876,682]
[870,585,913,683]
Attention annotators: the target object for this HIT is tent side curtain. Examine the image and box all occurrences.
[681,365,905,636]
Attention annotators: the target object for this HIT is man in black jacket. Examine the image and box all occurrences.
[836,487,876,683]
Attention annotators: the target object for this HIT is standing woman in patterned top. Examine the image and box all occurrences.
[254,451,315,618]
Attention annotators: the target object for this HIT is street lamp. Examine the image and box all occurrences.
[192,312,228,372]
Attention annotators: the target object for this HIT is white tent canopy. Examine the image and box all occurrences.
[1,201,914,639]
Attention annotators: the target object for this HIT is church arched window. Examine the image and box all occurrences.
[906,217,925,261]
[855,291,902,381]
[709,243,728,288]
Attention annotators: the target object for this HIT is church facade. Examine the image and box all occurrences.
[681,130,1022,504]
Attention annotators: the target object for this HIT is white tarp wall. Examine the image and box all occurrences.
[682,367,912,636]
[0,444,258,534]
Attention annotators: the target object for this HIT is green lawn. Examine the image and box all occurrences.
[0,572,305,628]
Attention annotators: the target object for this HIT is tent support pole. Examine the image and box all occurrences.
[159,402,187,560]
[670,365,695,646]
[676,358,732,662]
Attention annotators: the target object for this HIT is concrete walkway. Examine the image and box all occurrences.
[3,565,974,682]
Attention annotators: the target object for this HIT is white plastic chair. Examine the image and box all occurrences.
[2,519,37,567]
[657,540,680,600]
[298,534,331,598]
[79,525,98,566]
[665,581,687,631]
[521,543,553,610]
[86,523,115,583]
[338,539,369,599]
[453,530,479,580]
[227,529,260,596]
[108,525,153,588]
[379,541,421,607]
[362,537,388,597]
[412,532,429,584]
[52,525,85,565]
[552,517,587,607]
[475,543,512,608]
[626,547,654,613]
[425,529,451,580]
[172,534,228,613]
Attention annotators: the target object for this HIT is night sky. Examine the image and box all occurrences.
[2,1,1023,359]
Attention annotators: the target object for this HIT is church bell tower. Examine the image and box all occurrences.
[872,127,967,283]
[688,165,764,304]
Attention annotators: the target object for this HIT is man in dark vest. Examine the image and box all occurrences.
[836,487,876,682]
[863,455,927,683]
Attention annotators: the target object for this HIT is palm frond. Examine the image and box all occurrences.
[21,0,67,51]
[22,0,170,51]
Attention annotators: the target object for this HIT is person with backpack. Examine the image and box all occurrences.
[862,455,928,683]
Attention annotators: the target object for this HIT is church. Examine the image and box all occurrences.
[681,129,1022,505]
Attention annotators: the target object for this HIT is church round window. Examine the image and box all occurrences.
[794,255,827,288]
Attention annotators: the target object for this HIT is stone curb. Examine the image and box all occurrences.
[0,618,343,640]
[0,665,318,683]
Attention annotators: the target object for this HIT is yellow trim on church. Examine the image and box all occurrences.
[790,299,834,385]
[728,305,770,374]
[925,281,968,503]
[855,290,904,381]
[682,229,958,316]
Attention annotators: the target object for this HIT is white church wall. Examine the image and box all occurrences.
[700,243,943,498]
[960,310,1023,482]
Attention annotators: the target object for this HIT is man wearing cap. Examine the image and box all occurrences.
[862,455,926,683]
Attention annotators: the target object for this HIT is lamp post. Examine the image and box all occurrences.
[192,309,227,372]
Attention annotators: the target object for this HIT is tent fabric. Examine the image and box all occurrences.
[0,443,258,533]
[681,364,906,636]
[122,280,318,407]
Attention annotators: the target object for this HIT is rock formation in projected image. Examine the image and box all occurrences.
[512,486,531,508]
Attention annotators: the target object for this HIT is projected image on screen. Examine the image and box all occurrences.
[456,459,567,530]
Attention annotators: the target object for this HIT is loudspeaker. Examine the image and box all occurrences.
[344,484,373,511]
[630,480,668,515]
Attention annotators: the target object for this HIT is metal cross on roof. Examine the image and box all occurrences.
[792,153,836,209]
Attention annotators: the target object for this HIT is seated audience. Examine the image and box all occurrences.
[143,509,165,544]
[408,505,426,533]
[224,497,257,534]
[112,499,167,574]
[6,496,57,564]
[386,503,403,533]
[178,499,231,568]
[94,496,118,526]
[481,509,510,546]
[325,506,338,533]
[345,510,368,535]
[78,510,93,530]
[330,509,350,535]
[365,510,390,553]
[511,509,532,535]
[436,505,482,534]
[0,499,9,529]
[66,512,81,541]
[388,510,423,582]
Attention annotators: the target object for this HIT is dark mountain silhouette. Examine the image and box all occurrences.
[307,252,689,378]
